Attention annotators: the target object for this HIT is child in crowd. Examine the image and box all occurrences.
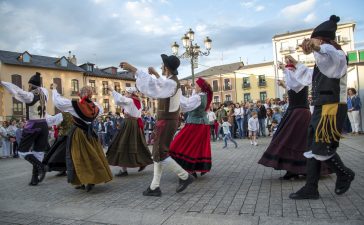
[222,117,238,149]
[271,120,278,135]
[248,111,259,146]
[272,107,282,124]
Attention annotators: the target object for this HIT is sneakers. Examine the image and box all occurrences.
[176,174,194,193]
[143,187,162,197]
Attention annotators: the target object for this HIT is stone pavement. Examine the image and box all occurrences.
[0,135,363,225]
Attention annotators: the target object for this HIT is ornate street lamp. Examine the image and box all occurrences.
[171,28,212,87]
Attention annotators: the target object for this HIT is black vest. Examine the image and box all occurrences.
[287,86,309,110]
[311,65,341,106]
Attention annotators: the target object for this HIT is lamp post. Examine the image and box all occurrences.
[171,28,212,87]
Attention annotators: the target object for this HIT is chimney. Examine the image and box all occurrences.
[70,55,77,65]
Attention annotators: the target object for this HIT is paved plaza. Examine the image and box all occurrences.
[0,135,363,225]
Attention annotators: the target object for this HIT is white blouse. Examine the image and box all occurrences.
[52,89,103,124]
[1,81,48,104]
[234,107,244,116]
[284,44,347,93]
[135,70,177,99]
[46,113,63,127]
[111,90,141,118]
[180,93,204,113]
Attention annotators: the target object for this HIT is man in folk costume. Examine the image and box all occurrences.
[51,84,112,192]
[106,86,153,177]
[121,54,194,197]
[0,72,48,186]
[169,77,213,178]
[289,15,355,200]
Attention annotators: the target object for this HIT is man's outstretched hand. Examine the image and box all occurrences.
[120,62,137,74]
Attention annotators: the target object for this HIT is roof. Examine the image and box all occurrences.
[273,22,355,39]
[180,62,244,80]
[81,64,135,81]
[0,50,85,72]
[237,61,273,69]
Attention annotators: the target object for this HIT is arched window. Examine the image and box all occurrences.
[71,79,79,95]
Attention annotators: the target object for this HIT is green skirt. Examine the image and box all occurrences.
[106,118,153,167]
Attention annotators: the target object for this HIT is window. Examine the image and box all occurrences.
[103,99,109,112]
[53,78,62,95]
[212,80,219,92]
[23,52,31,63]
[260,91,267,102]
[60,58,68,67]
[243,77,250,88]
[244,93,251,103]
[258,75,266,86]
[102,81,109,95]
[71,79,79,95]
[213,96,220,103]
[224,79,231,90]
[89,80,96,94]
[225,94,231,101]
[114,82,121,93]
[280,41,289,51]
[13,98,23,115]
[125,83,131,87]
[87,64,93,72]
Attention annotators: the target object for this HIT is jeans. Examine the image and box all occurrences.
[235,117,243,138]
[258,118,266,136]
[223,133,238,147]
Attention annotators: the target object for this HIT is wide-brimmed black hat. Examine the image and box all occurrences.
[311,15,340,40]
[161,54,180,75]
[28,72,41,87]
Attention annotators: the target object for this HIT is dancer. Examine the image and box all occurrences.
[258,57,329,180]
[106,86,153,177]
[289,15,355,199]
[51,83,112,192]
[169,77,213,178]
[120,54,194,197]
[0,72,47,186]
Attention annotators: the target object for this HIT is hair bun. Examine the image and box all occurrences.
[36,72,41,75]
[329,15,340,23]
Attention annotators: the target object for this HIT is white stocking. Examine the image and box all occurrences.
[150,162,163,190]
[163,157,188,180]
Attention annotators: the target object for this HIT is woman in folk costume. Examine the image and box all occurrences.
[169,77,212,178]
[258,57,330,180]
[106,86,153,177]
[51,84,112,192]
[289,15,355,200]
[0,72,48,186]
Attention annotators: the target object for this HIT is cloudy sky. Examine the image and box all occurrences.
[0,0,363,78]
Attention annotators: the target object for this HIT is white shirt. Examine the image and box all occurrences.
[222,122,231,134]
[46,113,63,127]
[1,81,48,104]
[234,107,244,117]
[207,111,216,123]
[135,70,177,99]
[111,90,141,118]
[248,117,259,131]
[52,89,103,124]
[180,93,204,113]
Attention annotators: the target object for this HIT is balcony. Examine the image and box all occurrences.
[242,83,251,89]
[223,85,232,91]
[212,86,219,92]
[258,81,267,87]
[102,88,109,96]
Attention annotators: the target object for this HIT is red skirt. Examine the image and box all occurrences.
[170,124,212,173]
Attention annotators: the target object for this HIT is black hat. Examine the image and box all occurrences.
[28,72,41,87]
[161,54,180,75]
[311,15,340,40]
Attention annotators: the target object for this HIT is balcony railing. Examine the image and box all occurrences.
[258,81,267,87]
[223,85,232,91]
[242,83,250,89]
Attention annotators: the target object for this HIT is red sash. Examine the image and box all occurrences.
[131,97,143,130]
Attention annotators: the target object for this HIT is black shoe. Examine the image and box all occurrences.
[200,172,206,176]
[289,186,320,200]
[115,171,128,177]
[24,154,46,183]
[191,172,197,179]
[143,187,162,197]
[56,171,67,177]
[279,171,299,180]
[176,174,194,193]
[325,154,355,195]
[75,185,86,190]
[86,184,95,192]
[28,166,39,186]
[138,166,146,172]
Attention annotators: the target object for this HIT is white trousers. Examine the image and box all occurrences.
[18,151,45,162]
[348,110,360,133]
[150,156,189,190]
